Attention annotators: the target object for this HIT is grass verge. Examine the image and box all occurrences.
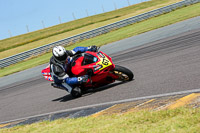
[1,107,200,133]
[0,0,183,58]
[0,2,200,77]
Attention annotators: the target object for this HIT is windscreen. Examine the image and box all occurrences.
[83,53,98,65]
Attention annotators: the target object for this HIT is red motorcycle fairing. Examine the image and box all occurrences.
[71,51,119,88]
[41,64,53,81]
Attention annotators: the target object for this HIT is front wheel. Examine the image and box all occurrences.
[113,65,134,81]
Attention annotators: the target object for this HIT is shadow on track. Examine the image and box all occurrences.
[52,81,128,102]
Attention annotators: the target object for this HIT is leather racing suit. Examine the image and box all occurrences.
[50,46,92,93]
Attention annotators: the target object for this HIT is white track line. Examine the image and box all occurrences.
[1,88,200,124]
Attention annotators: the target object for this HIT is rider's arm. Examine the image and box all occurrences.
[66,46,97,56]
[67,47,88,56]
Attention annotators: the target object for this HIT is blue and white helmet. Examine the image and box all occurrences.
[52,46,68,63]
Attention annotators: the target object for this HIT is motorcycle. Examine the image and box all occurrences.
[41,49,134,98]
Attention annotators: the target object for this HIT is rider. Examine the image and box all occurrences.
[50,45,98,97]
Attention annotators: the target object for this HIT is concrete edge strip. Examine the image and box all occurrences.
[0,120,24,128]
[92,93,200,118]
[91,99,156,117]
[1,88,200,125]
[127,99,156,112]
[166,93,200,109]
[91,104,121,118]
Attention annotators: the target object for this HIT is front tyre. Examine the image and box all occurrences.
[114,65,134,81]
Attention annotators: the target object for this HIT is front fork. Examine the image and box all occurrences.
[108,71,120,80]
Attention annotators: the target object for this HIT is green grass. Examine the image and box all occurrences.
[1,107,200,133]
[0,0,183,59]
[0,2,200,77]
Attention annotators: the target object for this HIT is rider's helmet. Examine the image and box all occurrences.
[52,46,68,63]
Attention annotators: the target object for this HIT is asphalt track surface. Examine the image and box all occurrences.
[1,28,200,123]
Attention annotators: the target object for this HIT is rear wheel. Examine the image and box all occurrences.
[113,65,134,81]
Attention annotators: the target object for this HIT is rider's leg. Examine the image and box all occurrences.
[52,76,83,98]
[64,77,82,97]
[51,76,73,93]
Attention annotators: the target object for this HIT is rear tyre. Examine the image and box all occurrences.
[71,87,82,98]
[114,65,134,81]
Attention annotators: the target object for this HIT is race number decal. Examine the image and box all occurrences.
[102,58,109,65]
[97,52,112,70]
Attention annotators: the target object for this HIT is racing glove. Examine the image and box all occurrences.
[78,75,89,84]
[88,45,98,52]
